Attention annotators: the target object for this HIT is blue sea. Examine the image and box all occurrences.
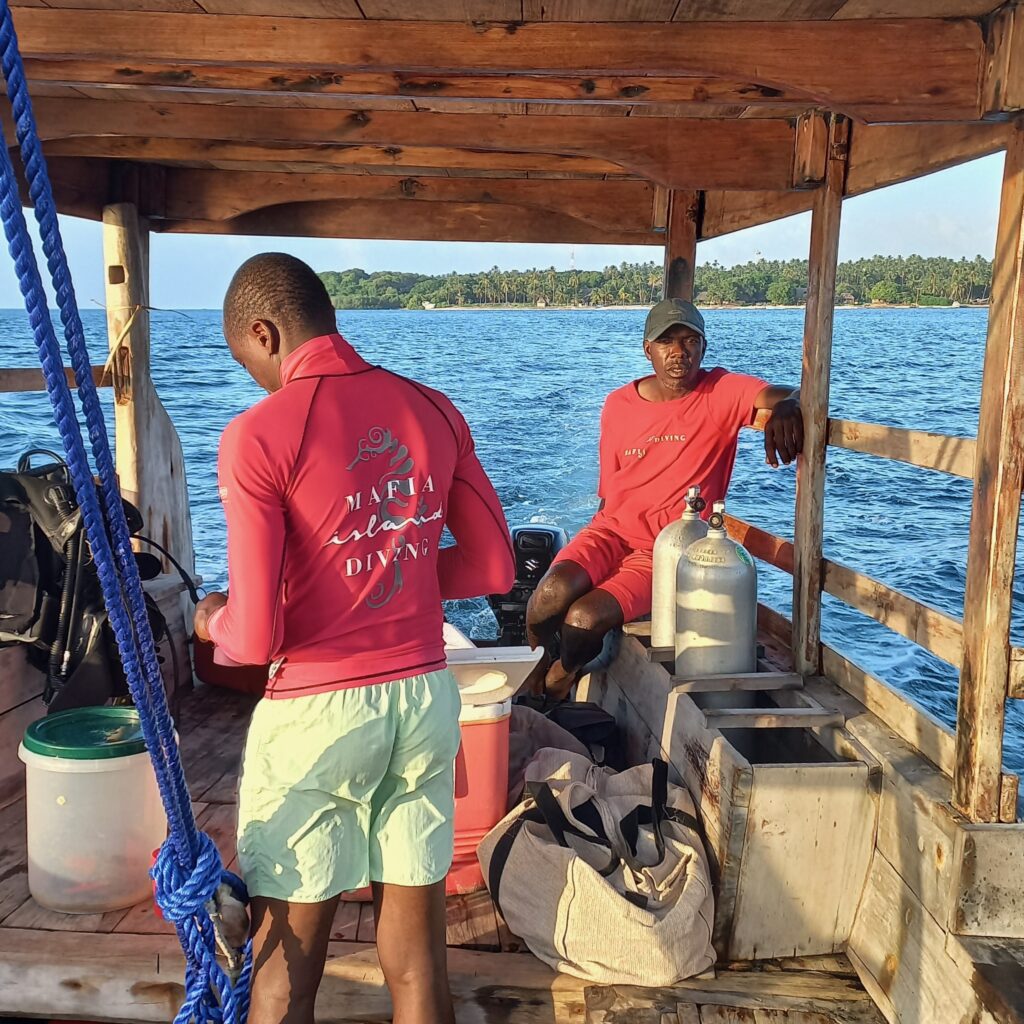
[1,306,1022,774]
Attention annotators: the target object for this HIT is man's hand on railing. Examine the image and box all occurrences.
[763,397,804,467]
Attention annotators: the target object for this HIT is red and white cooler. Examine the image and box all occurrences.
[444,637,542,894]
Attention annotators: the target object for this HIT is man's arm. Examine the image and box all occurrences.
[198,420,287,664]
[595,397,616,514]
[437,416,516,601]
[755,384,803,469]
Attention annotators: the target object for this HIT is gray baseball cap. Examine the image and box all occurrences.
[644,298,706,343]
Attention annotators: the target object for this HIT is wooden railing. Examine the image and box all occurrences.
[0,365,111,393]
[723,508,1021,821]
[724,512,963,667]
[821,561,964,667]
[827,419,976,479]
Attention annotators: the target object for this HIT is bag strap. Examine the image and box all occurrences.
[486,795,620,921]
[527,782,621,876]
[617,759,703,870]
[486,807,542,919]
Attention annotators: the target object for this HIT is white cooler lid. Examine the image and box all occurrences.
[459,698,513,723]
[445,645,544,706]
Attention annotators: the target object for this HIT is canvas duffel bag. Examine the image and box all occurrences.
[478,748,715,986]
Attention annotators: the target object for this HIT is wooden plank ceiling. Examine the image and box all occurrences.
[1,0,1013,244]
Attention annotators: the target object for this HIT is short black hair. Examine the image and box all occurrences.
[223,252,336,338]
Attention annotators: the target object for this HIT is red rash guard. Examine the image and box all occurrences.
[592,367,767,550]
[207,333,516,698]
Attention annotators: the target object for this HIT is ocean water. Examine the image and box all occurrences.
[1,306,1022,773]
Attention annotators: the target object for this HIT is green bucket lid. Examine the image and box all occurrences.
[23,707,148,760]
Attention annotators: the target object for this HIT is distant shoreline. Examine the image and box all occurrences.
[332,302,989,312]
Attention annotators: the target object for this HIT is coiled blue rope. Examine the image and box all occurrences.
[0,4,251,1019]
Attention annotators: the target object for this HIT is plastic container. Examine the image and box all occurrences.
[18,707,166,914]
[447,644,542,892]
[449,697,513,894]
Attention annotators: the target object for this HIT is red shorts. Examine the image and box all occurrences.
[552,525,653,624]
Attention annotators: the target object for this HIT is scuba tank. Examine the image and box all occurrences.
[650,486,707,650]
[674,499,757,683]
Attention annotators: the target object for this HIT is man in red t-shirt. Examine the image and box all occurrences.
[525,298,803,698]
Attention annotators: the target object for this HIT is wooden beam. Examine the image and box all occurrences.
[724,514,795,574]
[793,111,828,189]
[29,78,810,121]
[43,137,629,180]
[9,10,985,121]
[702,706,845,730]
[1000,775,1020,822]
[954,125,1024,823]
[701,121,1009,243]
[651,185,669,232]
[157,198,663,245]
[0,365,109,393]
[983,4,1024,117]
[670,672,803,694]
[757,602,792,650]
[827,419,976,479]
[1010,647,1024,700]
[155,167,656,228]
[846,122,1010,197]
[0,929,586,1023]
[724,509,964,669]
[22,97,797,190]
[103,204,193,574]
[821,644,956,777]
[662,190,700,301]
[23,58,1008,245]
[18,58,821,109]
[701,189,814,241]
[792,116,848,677]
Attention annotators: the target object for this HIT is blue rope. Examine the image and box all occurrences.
[0,5,251,1019]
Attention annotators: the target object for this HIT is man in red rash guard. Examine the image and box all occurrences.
[193,253,514,1024]
[525,298,803,699]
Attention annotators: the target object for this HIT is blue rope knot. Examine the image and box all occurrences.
[151,832,224,925]
[152,834,253,1024]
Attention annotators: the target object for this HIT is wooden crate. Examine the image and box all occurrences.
[581,633,876,961]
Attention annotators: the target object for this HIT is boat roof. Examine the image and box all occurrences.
[4,1,1018,244]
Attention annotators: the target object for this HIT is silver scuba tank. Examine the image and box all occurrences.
[650,486,708,650]
[674,499,757,682]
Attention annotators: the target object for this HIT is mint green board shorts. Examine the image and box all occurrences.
[236,669,461,903]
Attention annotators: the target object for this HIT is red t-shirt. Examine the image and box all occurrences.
[207,333,515,698]
[591,367,767,550]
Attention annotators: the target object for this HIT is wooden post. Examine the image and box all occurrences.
[102,203,194,577]
[953,125,1024,822]
[791,116,848,677]
[662,190,701,301]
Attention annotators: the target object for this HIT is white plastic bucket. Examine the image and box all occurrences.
[18,707,166,914]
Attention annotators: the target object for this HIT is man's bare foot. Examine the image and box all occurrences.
[544,658,580,702]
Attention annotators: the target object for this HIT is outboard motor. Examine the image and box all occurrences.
[486,524,569,646]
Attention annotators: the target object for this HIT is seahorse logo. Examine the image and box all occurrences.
[346,426,432,608]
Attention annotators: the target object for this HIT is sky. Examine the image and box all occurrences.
[0,153,1005,311]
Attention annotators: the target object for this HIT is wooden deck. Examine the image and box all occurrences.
[0,682,523,954]
[0,679,890,1023]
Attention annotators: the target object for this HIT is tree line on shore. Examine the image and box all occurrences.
[318,254,993,310]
